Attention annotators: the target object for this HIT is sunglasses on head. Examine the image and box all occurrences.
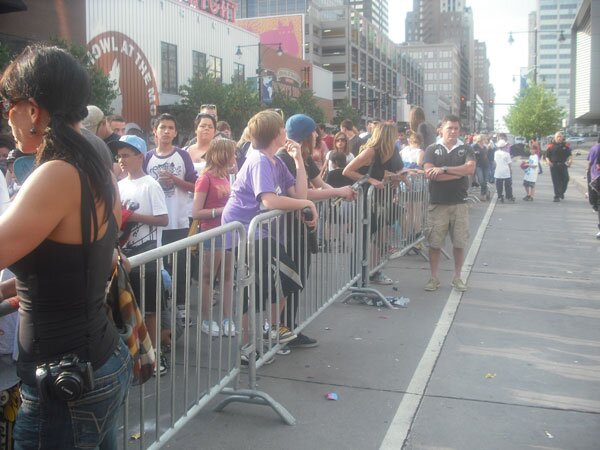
[200,104,217,111]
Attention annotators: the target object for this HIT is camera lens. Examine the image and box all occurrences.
[54,372,84,401]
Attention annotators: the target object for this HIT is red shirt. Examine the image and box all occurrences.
[194,171,230,230]
[323,134,334,150]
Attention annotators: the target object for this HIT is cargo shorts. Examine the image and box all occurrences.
[426,203,469,249]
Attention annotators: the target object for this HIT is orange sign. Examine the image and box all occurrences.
[87,31,159,130]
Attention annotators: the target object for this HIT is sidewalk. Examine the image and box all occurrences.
[164,155,600,450]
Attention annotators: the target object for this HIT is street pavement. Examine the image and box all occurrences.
[160,151,599,450]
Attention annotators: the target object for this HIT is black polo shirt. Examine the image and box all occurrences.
[424,141,475,204]
[546,142,571,164]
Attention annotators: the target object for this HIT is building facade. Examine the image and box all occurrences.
[236,0,423,124]
[401,42,461,125]
[536,0,583,123]
[570,0,600,126]
[349,0,388,34]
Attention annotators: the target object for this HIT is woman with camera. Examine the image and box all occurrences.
[0,45,132,449]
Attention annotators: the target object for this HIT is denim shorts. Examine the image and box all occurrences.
[14,339,133,450]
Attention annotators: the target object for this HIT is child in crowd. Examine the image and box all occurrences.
[522,147,539,201]
[324,151,353,188]
[494,139,515,203]
[221,110,318,349]
[192,138,236,337]
[111,135,170,374]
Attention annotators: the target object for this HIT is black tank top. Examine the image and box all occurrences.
[9,166,119,385]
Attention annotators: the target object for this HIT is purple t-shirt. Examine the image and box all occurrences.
[588,144,600,180]
[222,149,295,235]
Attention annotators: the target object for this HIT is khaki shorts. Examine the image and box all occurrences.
[426,203,469,249]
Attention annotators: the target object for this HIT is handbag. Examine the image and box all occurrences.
[188,219,201,256]
[105,248,156,384]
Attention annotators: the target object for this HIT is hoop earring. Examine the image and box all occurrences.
[29,126,37,135]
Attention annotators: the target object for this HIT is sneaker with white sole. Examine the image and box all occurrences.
[201,319,220,337]
[177,305,194,326]
[221,318,236,337]
[424,277,440,291]
[451,278,467,292]
[153,354,168,376]
[265,325,296,344]
[276,345,291,355]
[241,352,274,365]
[288,333,318,348]
[369,271,393,285]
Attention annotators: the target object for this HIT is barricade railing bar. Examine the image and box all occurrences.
[116,172,432,447]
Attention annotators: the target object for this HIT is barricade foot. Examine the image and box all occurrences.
[344,287,397,309]
[215,388,296,425]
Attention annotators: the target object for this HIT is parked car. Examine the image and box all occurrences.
[514,136,526,145]
[566,136,585,145]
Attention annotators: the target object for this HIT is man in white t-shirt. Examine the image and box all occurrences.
[493,139,514,203]
[110,135,169,374]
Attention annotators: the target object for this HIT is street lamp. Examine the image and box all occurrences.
[508,28,566,85]
[235,42,283,105]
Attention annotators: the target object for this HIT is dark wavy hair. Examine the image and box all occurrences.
[0,45,114,234]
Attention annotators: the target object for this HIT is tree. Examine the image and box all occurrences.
[504,83,564,139]
[221,80,260,138]
[333,99,361,128]
[50,38,118,114]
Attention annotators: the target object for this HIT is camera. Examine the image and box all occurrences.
[35,354,94,402]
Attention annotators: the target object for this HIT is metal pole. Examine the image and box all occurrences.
[534,27,538,84]
[258,42,262,106]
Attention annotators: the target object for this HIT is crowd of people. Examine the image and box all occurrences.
[0,44,597,449]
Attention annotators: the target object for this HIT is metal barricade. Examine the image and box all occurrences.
[122,222,255,450]
[345,173,430,307]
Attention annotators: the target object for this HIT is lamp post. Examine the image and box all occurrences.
[508,28,565,85]
[235,42,283,105]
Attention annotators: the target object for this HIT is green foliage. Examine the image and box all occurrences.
[333,99,361,128]
[50,37,117,114]
[270,88,326,124]
[504,83,564,139]
[179,72,326,139]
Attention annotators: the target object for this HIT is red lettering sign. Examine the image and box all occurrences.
[178,0,237,22]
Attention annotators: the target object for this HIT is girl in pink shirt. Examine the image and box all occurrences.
[192,139,236,337]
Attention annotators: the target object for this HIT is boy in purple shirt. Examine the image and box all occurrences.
[222,110,317,347]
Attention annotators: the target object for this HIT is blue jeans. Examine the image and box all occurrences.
[14,339,133,450]
[475,166,488,195]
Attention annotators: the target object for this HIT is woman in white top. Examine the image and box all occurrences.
[186,113,217,173]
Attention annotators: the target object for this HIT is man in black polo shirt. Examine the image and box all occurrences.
[423,115,475,292]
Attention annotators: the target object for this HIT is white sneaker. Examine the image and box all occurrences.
[221,318,236,337]
[201,320,220,337]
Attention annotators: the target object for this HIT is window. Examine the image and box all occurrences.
[161,42,177,94]
[233,62,245,83]
[208,55,222,82]
[192,51,206,78]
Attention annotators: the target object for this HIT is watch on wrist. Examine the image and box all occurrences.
[442,166,448,173]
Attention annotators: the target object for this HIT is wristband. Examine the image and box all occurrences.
[211,208,216,219]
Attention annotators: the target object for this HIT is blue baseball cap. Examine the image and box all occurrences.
[108,135,147,155]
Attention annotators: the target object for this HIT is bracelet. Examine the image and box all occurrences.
[211,208,216,219]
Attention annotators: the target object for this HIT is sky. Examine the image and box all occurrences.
[388,0,537,129]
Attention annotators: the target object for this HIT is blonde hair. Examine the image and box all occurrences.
[360,123,396,163]
[248,110,284,150]
[204,138,236,178]
[237,126,251,148]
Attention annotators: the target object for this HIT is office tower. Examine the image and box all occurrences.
[349,0,388,34]
[536,0,582,120]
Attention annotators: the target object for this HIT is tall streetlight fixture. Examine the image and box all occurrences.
[508,28,566,85]
[235,42,283,105]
